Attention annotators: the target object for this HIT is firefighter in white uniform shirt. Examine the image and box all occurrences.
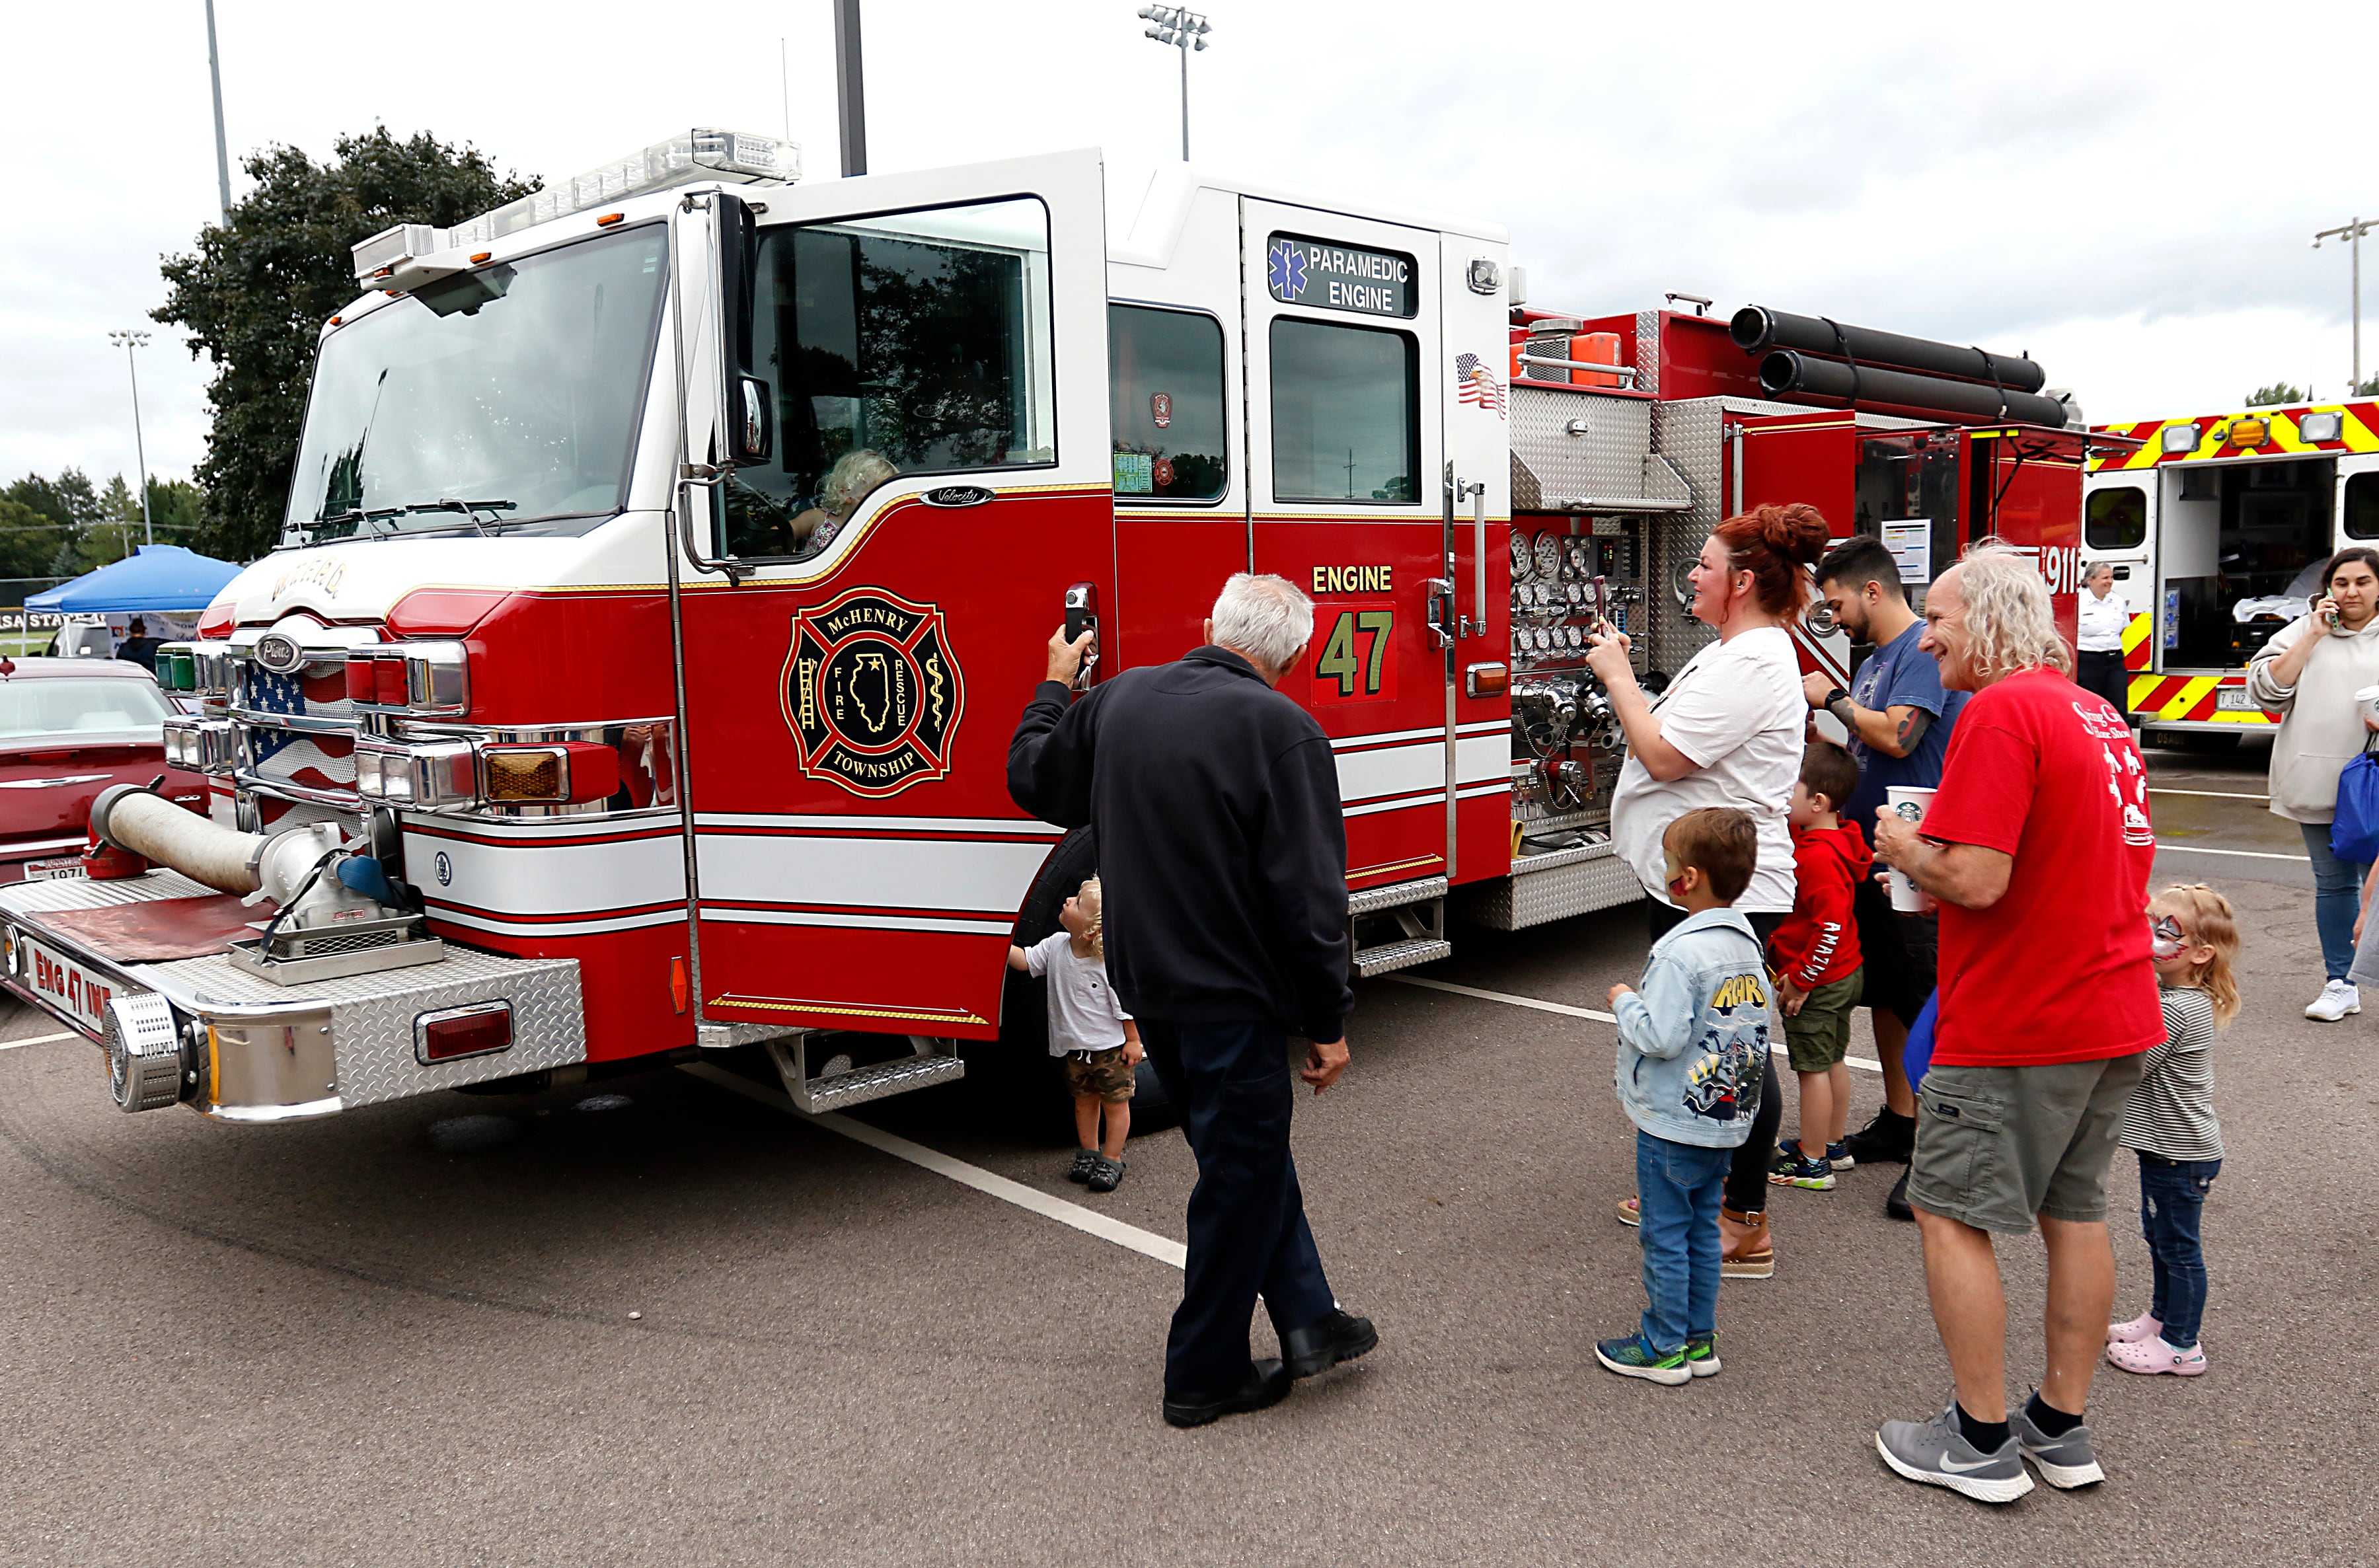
[2076,562,2132,731]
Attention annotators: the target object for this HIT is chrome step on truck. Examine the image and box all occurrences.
[1349,876,1452,977]
[0,870,584,1121]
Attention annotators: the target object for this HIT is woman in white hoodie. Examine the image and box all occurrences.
[2247,546,2379,1020]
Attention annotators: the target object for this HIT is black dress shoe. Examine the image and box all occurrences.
[1163,1359,1293,1428]
[1280,1308,1378,1378]
[1886,1167,1914,1222]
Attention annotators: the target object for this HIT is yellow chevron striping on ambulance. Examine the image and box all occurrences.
[2090,400,2379,470]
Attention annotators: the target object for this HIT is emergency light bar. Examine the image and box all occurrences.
[351,128,800,287]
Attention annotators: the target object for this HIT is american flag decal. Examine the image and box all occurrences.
[1454,353,1506,420]
[243,665,358,792]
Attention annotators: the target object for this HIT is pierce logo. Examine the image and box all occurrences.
[782,589,965,797]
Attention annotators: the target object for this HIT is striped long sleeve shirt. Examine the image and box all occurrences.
[2118,985,2222,1163]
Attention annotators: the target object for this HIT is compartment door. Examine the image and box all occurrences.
[672,151,1113,1039]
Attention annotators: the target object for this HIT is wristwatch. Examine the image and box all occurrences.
[1822,687,1851,716]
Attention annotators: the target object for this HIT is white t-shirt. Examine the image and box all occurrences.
[2078,587,2129,653]
[1610,624,1805,915]
[1024,931,1132,1055]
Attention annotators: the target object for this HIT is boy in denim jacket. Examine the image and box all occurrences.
[1599,806,1770,1384]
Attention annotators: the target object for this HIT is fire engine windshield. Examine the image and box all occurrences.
[283,225,669,544]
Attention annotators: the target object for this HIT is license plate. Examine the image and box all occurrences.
[19,934,124,1037]
[2214,686,2257,712]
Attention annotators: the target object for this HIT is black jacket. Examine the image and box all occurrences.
[1007,648,1353,1041]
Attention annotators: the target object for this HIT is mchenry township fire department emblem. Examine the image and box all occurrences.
[781,589,965,797]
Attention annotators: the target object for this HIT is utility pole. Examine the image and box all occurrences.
[1137,6,1212,161]
[205,0,232,223]
[833,0,867,178]
[107,331,154,549]
[2314,215,2378,394]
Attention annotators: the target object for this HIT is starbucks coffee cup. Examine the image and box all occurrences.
[1885,785,1939,913]
[2357,685,2379,726]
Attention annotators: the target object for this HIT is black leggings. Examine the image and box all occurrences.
[1646,901,1784,1214]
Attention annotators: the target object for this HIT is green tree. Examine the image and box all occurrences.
[154,128,539,562]
[0,496,67,595]
[2356,373,2379,397]
[2245,381,2304,408]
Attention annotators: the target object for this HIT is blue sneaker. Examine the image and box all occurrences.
[1682,1332,1721,1378]
[1595,1333,1692,1386]
[1825,1141,1854,1170]
[1768,1141,1836,1191]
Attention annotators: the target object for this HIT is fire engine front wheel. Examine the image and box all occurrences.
[987,827,1179,1137]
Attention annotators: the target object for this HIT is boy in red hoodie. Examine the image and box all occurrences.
[1769,741,1872,1191]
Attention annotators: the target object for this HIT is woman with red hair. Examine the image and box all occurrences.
[1587,502,1831,1283]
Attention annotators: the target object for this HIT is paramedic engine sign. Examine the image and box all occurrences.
[1267,235,1416,318]
[782,589,965,797]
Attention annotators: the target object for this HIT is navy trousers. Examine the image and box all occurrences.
[1139,1018,1336,1396]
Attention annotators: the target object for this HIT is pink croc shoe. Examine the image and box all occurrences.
[2106,1336,2207,1376]
[2107,1311,2163,1345]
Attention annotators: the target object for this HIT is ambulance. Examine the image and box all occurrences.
[0,129,2094,1127]
[2086,400,2379,737]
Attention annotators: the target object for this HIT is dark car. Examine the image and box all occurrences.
[0,658,211,882]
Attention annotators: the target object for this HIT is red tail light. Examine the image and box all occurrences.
[344,655,375,702]
[374,659,410,706]
[415,1003,511,1064]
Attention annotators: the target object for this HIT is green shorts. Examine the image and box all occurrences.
[1782,970,1862,1073]
[1908,1055,2146,1234]
[1062,1046,1136,1104]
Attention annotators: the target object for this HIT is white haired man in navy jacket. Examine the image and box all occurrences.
[1009,572,1375,1428]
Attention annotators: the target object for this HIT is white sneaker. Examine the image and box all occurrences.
[2306,980,2362,1022]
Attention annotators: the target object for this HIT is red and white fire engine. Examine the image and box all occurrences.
[0,130,2098,1125]
[2084,398,2379,737]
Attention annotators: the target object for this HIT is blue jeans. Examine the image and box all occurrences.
[2302,821,2370,983]
[1636,1130,1733,1353]
[2138,1153,2220,1349]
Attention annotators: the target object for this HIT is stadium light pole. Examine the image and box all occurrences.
[1136,6,1211,161]
[205,0,232,223]
[107,330,154,548]
[2314,216,2378,394]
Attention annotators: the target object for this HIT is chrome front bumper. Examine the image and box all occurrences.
[0,871,585,1121]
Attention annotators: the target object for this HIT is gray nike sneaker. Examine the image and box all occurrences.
[1876,1399,2035,1504]
[2009,1394,2105,1488]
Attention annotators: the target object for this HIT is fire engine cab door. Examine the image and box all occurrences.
[1242,202,1460,893]
[671,151,1113,1041]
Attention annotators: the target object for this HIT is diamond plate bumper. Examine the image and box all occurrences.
[0,870,584,1122]
[1456,840,1645,931]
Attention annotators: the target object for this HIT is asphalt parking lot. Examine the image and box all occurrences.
[1,740,2370,1566]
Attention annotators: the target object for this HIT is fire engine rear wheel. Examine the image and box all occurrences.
[986,827,1178,1137]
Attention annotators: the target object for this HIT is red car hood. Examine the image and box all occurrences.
[0,743,210,875]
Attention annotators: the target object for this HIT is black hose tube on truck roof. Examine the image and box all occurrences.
[1758,350,2073,429]
[1729,305,2049,396]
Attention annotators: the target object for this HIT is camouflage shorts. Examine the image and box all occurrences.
[1063,1047,1136,1103]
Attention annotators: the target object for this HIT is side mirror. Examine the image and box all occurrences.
[731,375,773,465]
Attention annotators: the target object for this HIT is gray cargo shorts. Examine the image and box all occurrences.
[1907,1054,2147,1234]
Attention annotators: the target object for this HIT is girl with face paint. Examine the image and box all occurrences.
[2107,885,2238,1378]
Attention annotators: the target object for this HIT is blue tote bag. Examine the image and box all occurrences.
[2333,749,2379,867]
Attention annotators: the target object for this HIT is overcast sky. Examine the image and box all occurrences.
[7,0,2376,495]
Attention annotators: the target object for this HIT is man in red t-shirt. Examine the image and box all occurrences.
[1868,545,2161,1505]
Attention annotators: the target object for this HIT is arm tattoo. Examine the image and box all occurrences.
[1893,708,1931,753]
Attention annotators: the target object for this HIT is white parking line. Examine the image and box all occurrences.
[1390,974,1616,1022]
[0,1031,79,1052]
[1390,974,1883,1072]
[2148,788,2269,802]
[679,1063,1186,1270]
[2156,843,2309,863]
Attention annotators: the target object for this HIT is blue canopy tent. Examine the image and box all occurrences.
[26,544,241,616]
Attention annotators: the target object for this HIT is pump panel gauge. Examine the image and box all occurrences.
[1533,533,1563,581]
[1509,532,1533,582]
